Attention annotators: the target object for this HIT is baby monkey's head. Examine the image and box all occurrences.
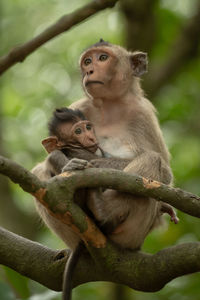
[42,107,98,154]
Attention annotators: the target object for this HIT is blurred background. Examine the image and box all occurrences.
[0,0,200,299]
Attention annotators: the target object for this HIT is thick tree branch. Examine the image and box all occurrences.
[145,2,200,97]
[0,226,99,291]
[1,153,200,274]
[0,155,200,236]
[59,169,200,218]
[1,156,200,291]
[0,0,118,76]
[1,226,200,293]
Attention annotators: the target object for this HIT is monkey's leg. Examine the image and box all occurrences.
[89,151,173,249]
[90,150,172,223]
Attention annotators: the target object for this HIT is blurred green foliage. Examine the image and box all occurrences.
[0,0,200,299]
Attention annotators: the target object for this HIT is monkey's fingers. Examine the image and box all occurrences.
[62,158,90,172]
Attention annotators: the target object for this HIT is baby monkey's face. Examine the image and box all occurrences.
[71,120,98,152]
[42,119,98,154]
[59,120,98,153]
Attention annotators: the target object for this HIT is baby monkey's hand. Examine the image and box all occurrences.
[62,158,92,172]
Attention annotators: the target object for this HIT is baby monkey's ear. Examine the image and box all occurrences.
[42,136,59,153]
[130,51,148,77]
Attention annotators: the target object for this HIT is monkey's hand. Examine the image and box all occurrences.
[62,158,92,172]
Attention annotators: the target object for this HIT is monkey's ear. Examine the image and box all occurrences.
[130,52,148,77]
[42,136,59,153]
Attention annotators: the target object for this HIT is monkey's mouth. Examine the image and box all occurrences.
[86,144,99,153]
[85,80,104,86]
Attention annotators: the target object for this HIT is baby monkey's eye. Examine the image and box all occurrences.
[84,58,92,66]
[75,128,82,135]
[86,124,92,130]
[99,54,108,61]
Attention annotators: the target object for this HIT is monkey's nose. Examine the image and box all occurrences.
[87,70,94,75]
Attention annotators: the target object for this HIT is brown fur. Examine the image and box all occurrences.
[71,42,173,249]
[32,42,174,251]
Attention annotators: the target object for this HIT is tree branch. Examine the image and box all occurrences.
[145,2,200,97]
[0,0,118,76]
[1,155,200,291]
[59,169,200,218]
[0,155,200,242]
[0,226,99,291]
[1,226,200,293]
[1,153,200,276]
[0,156,45,193]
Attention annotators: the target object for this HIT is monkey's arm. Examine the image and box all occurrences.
[47,150,69,175]
[65,148,100,161]
[32,150,69,180]
[123,151,177,225]
[90,157,132,171]
[90,152,172,184]
[122,150,173,185]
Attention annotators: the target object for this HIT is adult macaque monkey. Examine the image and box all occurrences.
[69,39,174,248]
[32,39,176,300]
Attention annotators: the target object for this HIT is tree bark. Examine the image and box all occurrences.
[1,226,200,293]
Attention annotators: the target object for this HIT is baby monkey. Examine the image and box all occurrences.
[42,107,101,174]
[40,107,179,300]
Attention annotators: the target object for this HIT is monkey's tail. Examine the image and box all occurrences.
[62,243,82,300]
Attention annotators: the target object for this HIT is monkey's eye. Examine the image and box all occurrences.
[86,124,92,130]
[84,58,92,66]
[75,128,82,135]
[99,54,108,61]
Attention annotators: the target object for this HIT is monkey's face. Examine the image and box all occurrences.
[80,47,130,99]
[71,121,98,152]
[80,45,148,100]
[60,121,98,153]
[42,121,98,154]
